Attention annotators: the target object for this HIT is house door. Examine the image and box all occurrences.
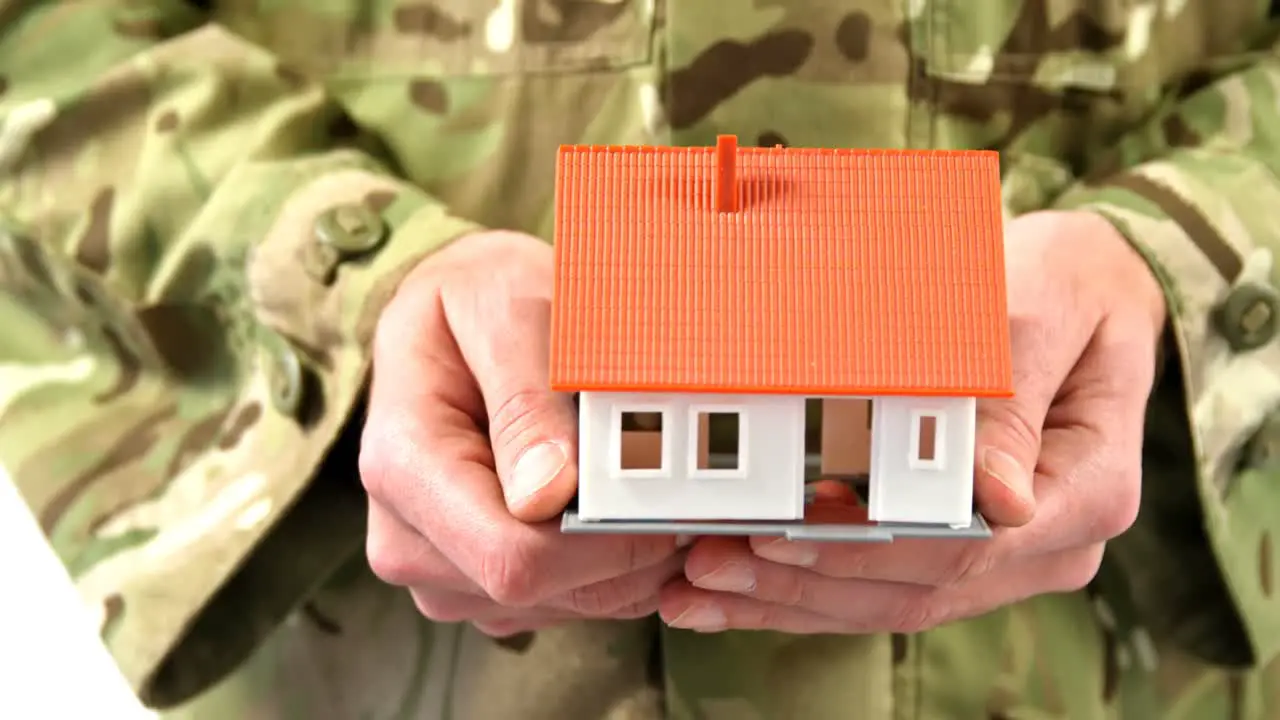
[820,398,872,486]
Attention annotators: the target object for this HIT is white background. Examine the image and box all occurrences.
[0,466,155,718]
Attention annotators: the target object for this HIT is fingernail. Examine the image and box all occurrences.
[691,562,756,593]
[508,442,567,506]
[753,539,818,567]
[675,535,696,548]
[983,447,1034,505]
[668,603,727,632]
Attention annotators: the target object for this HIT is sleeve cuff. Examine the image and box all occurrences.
[1053,154,1280,667]
[95,154,481,706]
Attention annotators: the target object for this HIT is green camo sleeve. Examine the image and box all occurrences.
[1052,45,1280,669]
[0,9,480,708]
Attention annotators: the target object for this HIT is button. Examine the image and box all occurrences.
[314,203,386,256]
[266,342,306,418]
[1214,282,1280,352]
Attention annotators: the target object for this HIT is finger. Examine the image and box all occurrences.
[412,585,662,627]
[658,590,848,635]
[1031,315,1152,544]
[374,494,683,618]
[362,274,492,519]
[365,278,683,607]
[746,453,1113,587]
[415,553,680,623]
[543,551,685,616]
[747,504,1002,587]
[365,499,484,595]
[973,224,1100,527]
[365,399,682,608]
[410,586,506,623]
[808,479,861,505]
[473,615,601,638]
[997,313,1153,553]
[671,542,1103,633]
[473,618,569,638]
[438,246,579,522]
[367,269,487,432]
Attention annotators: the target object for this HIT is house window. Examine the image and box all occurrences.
[689,407,747,477]
[909,410,945,470]
[616,408,669,474]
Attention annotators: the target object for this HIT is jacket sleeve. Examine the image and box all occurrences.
[1048,40,1280,668]
[0,6,481,708]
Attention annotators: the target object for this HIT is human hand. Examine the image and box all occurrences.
[657,210,1167,633]
[360,231,686,637]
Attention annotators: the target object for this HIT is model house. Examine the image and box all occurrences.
[549,135,1012,531]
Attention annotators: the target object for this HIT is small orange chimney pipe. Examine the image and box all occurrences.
[715,134,737,213]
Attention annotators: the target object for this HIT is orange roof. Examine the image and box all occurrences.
[549,136,1013,397]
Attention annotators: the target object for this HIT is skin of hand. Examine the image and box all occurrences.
[359,230,687,637]
[657,209,1168,634]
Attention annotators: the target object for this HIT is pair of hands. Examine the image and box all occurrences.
[359,210,1167,637]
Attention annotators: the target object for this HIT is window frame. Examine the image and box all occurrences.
[611,405,672,478]
[687,405,749,479]
[908,409,945,471]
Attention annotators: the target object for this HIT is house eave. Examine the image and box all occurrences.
[551,382,1014,398]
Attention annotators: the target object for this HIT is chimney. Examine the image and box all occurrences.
[715,134,737,213]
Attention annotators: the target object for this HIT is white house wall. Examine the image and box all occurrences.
[577,391,806,521]
[867,395,976,526]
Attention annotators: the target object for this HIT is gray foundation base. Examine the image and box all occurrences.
[561,511,991,542]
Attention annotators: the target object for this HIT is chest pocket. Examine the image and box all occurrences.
[909,0,1264,165]
[912,0,1165,99]
[219,0,656,78]
[911,0,1259,109]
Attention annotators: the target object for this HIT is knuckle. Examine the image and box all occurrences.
[410,591,479,623]
[477,540,544,607]
[609,597,662,619]
[734,602,774,631]
[366,545,414,587]
[565,583,615,616]
[562,559,664,616]
[357,437,391,500]
[473,618,544,638]
[821,548,872,579]
[936,543,995,587]
[471,619,517,637]
[371,293,412,351]
[564,574,650,616]
[357,418,418,502]
[628,536,680,572]
[994,404,1042,459]
[884,595,944,634]
[1103,332,1158,388]
[365,531,416,587]
[774,570,811,608]
[1052,548,1106,594]
[1096,464,1142,540]
[488,388,549,447]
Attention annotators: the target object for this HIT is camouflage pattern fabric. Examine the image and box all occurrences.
[3,0,1280,717]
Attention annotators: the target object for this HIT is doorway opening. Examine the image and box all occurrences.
[804,398,873,503]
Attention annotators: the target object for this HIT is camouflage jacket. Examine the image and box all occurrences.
[4,1,1280,718]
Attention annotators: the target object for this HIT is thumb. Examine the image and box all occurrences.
[973,399,1040,527]
[443,258,579,523]
[971,212,1100,528]
[487,387,579,523]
